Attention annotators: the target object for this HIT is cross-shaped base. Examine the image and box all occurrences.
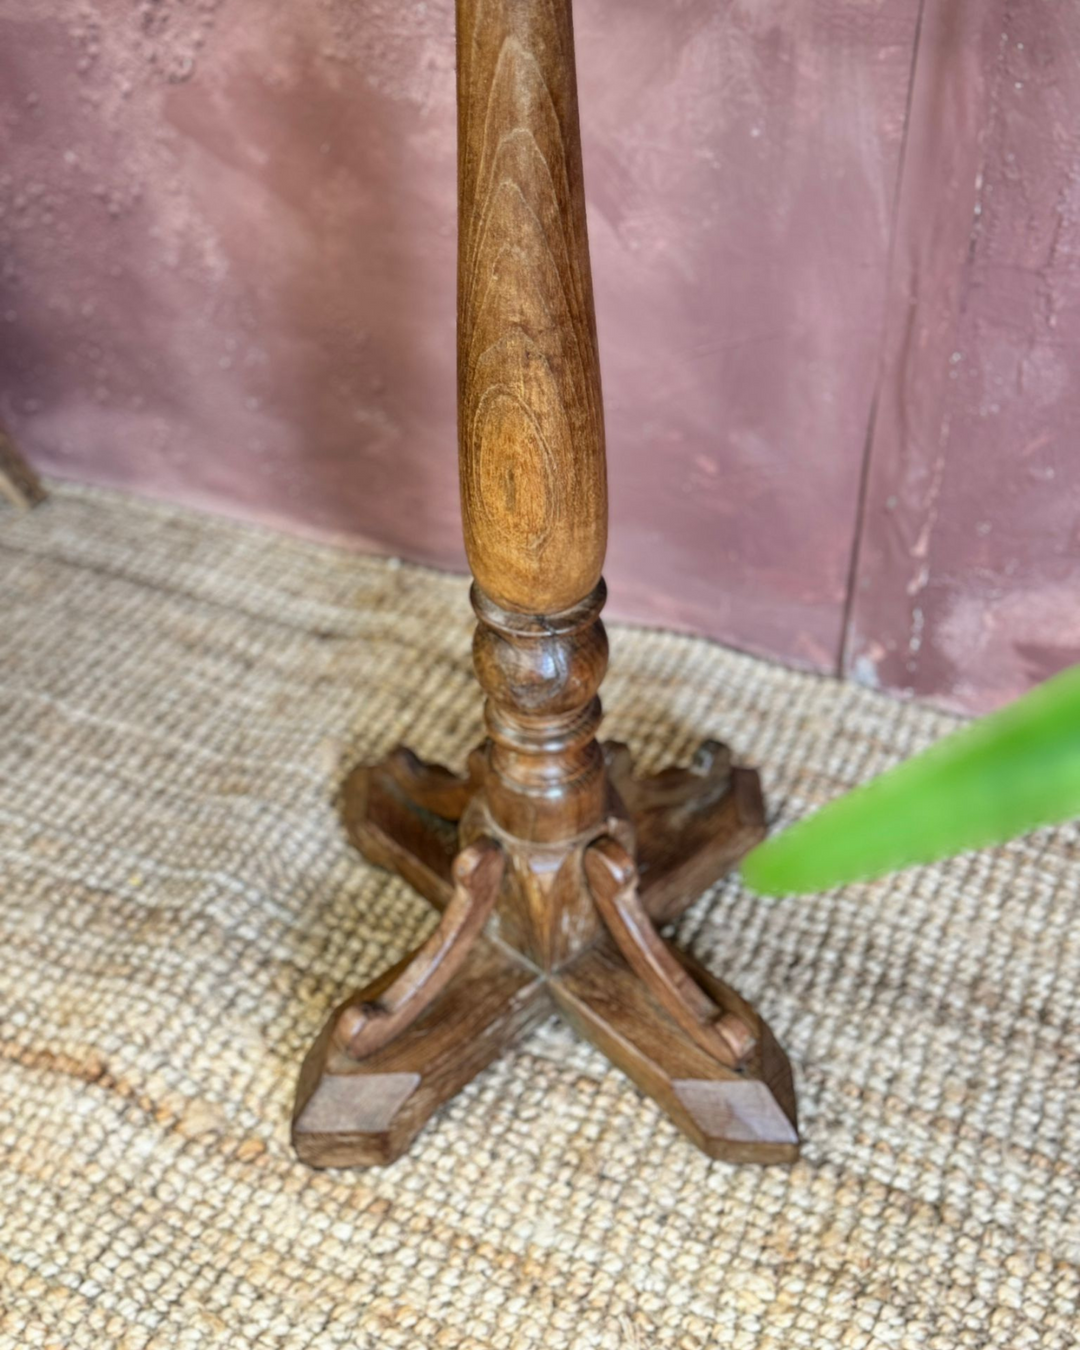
[293,741,798,1167]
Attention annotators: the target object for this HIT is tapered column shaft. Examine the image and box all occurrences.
[457,0,609,847]
[457,0,607,614]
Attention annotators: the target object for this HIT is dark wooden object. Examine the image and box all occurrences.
[0,427,46,511]
[294,0,797,1168]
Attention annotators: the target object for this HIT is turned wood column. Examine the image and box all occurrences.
[457,0,609,847]
[292,0,795,1171]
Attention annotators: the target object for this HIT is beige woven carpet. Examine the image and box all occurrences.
[2,486,1078,1350]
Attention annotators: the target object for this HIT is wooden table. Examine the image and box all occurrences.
[292,0,798,1170]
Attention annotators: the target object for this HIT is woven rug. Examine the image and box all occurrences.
[2,486,1078,1350]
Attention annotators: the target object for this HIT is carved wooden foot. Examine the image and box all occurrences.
[293,937,551,1167]
[293,740,796,1168]
[552,943,798,1165]
[604,739,768,924]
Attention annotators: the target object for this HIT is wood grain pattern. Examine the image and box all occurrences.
[457,0,606,614]
[604,740,767,924]
[294,0,794,1170]
[584,837,756,1067]
[294,939,551,1168]
[340,756,460,912]
[319,735,791,1165]
[333,839,505,1059]
[469,579,609,847]
[552,940,798,1165]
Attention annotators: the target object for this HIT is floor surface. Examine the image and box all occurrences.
[2,487,1078,1348]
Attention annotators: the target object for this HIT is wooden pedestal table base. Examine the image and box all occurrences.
[293,739,798,1167]
[292,0,797,1168]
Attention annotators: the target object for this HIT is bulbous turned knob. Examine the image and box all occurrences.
[469,581,610,842]
[471,581,608,718]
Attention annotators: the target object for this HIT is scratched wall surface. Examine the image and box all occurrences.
[846,0,1080,712]
[574,0,919,670]
[0,0,465,568]
[2,1,1077,711]
[0,0,916,672]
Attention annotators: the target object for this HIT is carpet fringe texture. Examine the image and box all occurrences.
[1,486,1078,1348]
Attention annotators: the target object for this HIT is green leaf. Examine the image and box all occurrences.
[740,663,1080,896]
